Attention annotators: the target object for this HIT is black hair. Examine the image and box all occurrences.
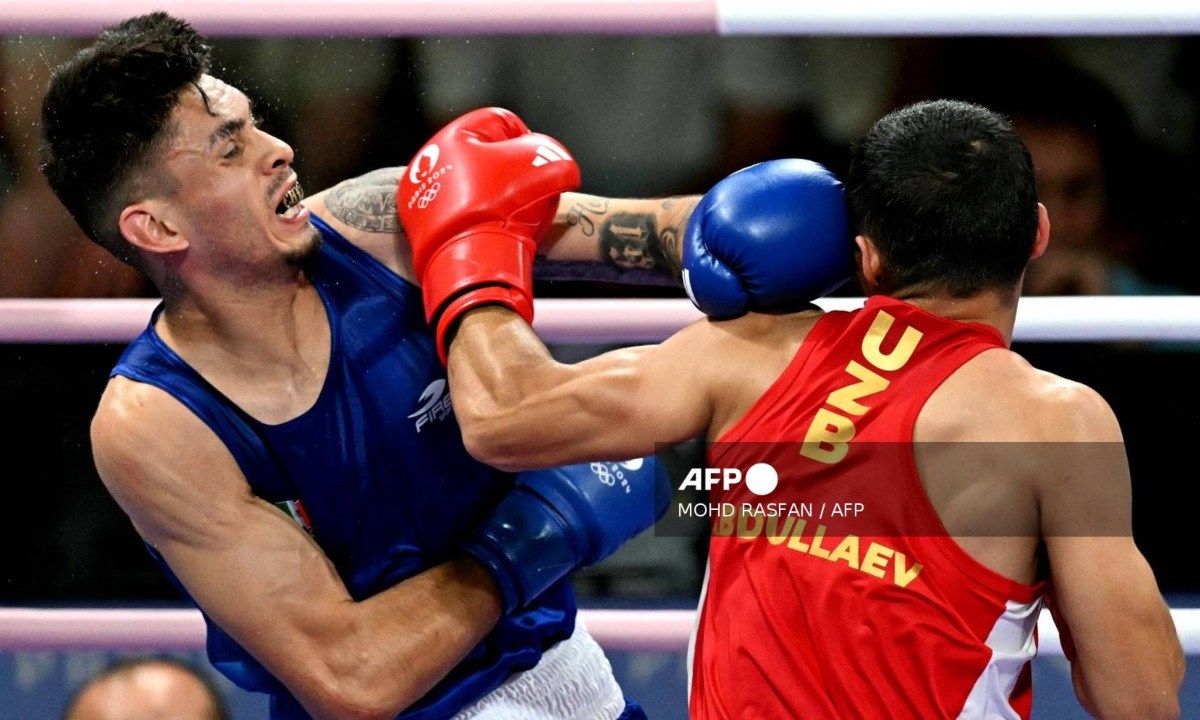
[39,12,211,269]
[845,99,1039,297]
[60,656,230,720]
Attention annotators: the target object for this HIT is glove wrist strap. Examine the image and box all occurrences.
[421,227,537,363]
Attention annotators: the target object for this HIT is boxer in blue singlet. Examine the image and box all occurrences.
[112,214,621,718]
[39,13,694,720]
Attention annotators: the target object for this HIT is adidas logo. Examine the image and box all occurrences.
[532,142,571,167]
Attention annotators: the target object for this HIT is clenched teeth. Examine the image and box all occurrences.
[276,182,305,216]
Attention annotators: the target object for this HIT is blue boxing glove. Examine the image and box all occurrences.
[683,158,853,318]
[462,457,669,613]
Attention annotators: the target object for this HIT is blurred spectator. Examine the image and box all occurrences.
[1056,37,1197,160]
[1002,62,1188,296]
[887,40,1187,296]
[0,37,152,298]
[61,657,230,720]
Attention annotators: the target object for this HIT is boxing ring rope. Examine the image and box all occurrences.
[1,607,1198,657]
[2,296,1200,345]
[1,0,1199,36]
[1,295,1200,658]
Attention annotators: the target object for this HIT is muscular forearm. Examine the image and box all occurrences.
[536,192,698,282]
[448,307,651,470]
[1071,610,1183,720]
[448,307,569,468]
[301,558,503,720]
[1054,558,1184,720]
[371,559,503,713]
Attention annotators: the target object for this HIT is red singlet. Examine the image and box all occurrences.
[689,296,1044,720]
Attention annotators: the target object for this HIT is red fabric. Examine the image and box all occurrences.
[396,107,580,352]
[690,296,1043,720]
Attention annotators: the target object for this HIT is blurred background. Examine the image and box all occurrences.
[3,32,1200,718]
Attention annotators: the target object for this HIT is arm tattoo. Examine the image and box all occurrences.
[564,197,610,237]
[658,198,684,275]
[598,210,684,277]
[323,167,403,234]
[537,196,691,283]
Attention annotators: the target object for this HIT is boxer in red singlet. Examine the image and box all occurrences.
[422,100,1184,719]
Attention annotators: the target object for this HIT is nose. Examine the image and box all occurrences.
[261,131,294,173]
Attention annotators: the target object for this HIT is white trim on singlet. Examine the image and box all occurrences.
[687,558,712,705]
[955,597,1044,719]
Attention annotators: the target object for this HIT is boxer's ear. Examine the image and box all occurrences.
[1031,203,1050,260]
[854,235,883,292]
[120,200,188,256]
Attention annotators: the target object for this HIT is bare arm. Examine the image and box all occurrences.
[1038,385,1183,720]
[536,193,698,283]
[449,306,715,470]
[92,378,501,720]
[306,167,416,282]
[306,168,696,286]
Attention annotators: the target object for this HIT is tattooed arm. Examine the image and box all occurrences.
[536,193,697,285]
[307,168,697,286]
[304,167,417,282]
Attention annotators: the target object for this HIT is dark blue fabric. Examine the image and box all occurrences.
[112,214,574,719]
[618,697,650,720]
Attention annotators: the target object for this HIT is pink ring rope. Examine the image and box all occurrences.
[13,607,1197,656]
[0,1,1196,36]
[3,297,1200,344]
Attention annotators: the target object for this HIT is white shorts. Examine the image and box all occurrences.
[450,618,626,720]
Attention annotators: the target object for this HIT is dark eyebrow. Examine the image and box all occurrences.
[208,117,247,150]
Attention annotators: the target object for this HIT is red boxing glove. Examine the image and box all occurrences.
[397,107,580,362]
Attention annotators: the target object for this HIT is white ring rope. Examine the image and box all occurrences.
[1,296,1199,345]
[1,0,1198,36]
[0,607,1197,657]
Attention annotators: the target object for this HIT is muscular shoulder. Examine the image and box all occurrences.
[1020,365,1123,442]
[304,167,415,280]
[921,349,1122,443]
[92,377,191,469]
[698,309,826,438]
[665,309,821,376]
[704,308,824,350]
[92,377,250,540]
[308,167,404,235]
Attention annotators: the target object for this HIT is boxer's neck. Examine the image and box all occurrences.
[894,290,1018,347]
[155,278,332,422]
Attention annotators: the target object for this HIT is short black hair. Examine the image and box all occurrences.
[60,656,230,720]
[846,99,1039,297]
[39,12,211,269]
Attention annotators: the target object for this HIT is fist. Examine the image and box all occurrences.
[397,107,581,361]
[462,456,670,613]
[683,159,852,318]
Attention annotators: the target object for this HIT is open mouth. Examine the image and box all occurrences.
[275,182,305,219]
